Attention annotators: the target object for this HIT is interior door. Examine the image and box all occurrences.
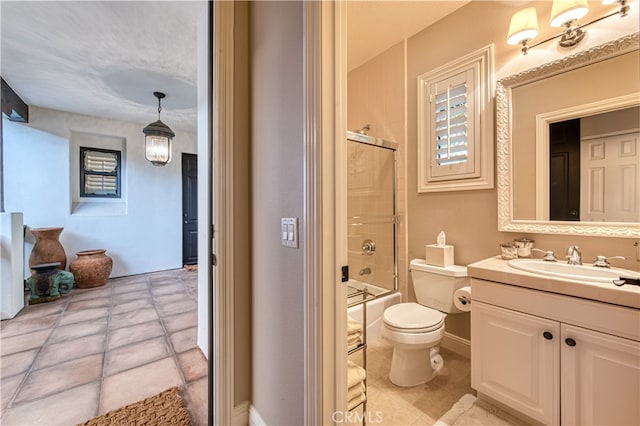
[182,153,198,265]
[549,118,581,221]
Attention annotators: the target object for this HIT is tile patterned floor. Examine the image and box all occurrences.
[0,269,207,426]
[349,339,475,425]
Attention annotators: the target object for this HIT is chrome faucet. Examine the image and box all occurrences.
[566,245,582,265]
[593,255,626,268]
[359,267,371,276]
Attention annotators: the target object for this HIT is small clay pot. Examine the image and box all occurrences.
[69,249,113,288]
[29,227,67,270]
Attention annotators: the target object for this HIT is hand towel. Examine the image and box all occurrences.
[347,382,366,402]
[347,360,366,389]
[347,334,363,349]
[347,315,363,335]
[347,392,367,411]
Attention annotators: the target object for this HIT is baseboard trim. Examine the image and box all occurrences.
[248,404,266,426]
[233,401,250,425]
[441,332,470,358]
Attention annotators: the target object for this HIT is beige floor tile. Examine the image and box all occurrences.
[109,307,159,330]
[1,381,100,426]
[163,310,198,333]
[110,298,154,315]
[71,286,112,302]
[151,283,187,296]
[33,334,105,370]
[9,301,65,321]
[157,299,197,317]
[108,320,165,349]
[170,327,198,353]
[153,292,190,305]
[177,348,208,382]
[0,315,58,339]
[0,329,52,356]
[65,297,110,312]
[15,353,103,404]
[58,307,109,326]
[111,281,149,295]
[48,318,108,343]
[104,336,170,376]
[111,289,150,304]
[185,376,208,426]
[99,357,183,414]
[1,349,38,378]
[0,372,24,410]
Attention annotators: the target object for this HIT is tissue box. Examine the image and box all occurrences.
[425,244,454,267]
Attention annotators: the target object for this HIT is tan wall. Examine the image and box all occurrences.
[347,41,409,300]
[349,1,640,341]
[249,1,305,423]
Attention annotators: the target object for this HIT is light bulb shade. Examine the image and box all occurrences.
[143,119,175,166]
[507,7,539,45]
[550,0,589,26]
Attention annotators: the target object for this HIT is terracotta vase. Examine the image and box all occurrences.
[69,249,113,288]
[29,227,67,270]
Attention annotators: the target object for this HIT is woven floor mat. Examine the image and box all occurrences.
[78,387,192,426]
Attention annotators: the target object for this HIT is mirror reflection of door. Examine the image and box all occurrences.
[549,119,581,221]
[182,153,198,265]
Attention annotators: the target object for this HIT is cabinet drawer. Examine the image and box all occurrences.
[472,278,640,342]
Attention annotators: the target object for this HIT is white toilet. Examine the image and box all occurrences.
[382,258,469,387]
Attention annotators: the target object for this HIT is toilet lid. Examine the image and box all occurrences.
[383,303,444,332]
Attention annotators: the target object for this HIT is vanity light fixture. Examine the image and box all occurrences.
[507,0,630,54]
[142,91,175,166]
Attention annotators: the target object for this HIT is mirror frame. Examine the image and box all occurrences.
[496,33,640,238]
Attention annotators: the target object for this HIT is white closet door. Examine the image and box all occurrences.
[581,132,639,222]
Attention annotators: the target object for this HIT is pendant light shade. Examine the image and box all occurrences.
[143,92,175,166]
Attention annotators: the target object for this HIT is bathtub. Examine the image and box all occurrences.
[347,280,401,344]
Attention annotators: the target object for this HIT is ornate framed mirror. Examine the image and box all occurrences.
[496,33,640,238]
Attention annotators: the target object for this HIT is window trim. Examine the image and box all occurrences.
[79,146,121,198]
[417,44,494,192]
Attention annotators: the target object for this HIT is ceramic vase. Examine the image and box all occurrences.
[69,249,113,288]
[29,227,67,270]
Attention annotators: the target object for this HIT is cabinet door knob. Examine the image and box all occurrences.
[565,337,577,347]
[543,331,553,340]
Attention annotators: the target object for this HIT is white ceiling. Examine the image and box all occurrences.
[1,1,468,133]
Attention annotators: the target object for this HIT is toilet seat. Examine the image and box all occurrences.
[383,302,444,333]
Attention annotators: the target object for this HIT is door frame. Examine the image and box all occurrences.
[302,1,348,423]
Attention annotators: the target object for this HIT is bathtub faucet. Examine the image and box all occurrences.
[359,267,371,276]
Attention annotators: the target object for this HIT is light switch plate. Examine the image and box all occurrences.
[281,217,298,248]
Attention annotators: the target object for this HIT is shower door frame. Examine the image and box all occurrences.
[346,132,399,296]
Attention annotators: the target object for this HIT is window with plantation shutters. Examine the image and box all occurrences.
[431,70,475,177]
[80,147,121,197]
[417,45,494,192]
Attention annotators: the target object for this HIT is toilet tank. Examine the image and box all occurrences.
[410,259,469,314]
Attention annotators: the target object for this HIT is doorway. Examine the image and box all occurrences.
[182,153,198,265]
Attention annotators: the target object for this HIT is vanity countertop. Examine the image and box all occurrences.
[468,256,640,310]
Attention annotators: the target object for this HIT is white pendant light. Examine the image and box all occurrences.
[142,92,175,167]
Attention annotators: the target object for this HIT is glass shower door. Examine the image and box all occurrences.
[347,136,397,296]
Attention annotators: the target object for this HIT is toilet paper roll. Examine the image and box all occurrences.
[453,286,472,312]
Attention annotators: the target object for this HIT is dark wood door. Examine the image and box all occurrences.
[549,119,581,221]
[182,153,198,265]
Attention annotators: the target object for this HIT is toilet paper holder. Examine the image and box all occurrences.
[457,295,471,305]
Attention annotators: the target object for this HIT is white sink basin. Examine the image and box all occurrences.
[507,259,640,284]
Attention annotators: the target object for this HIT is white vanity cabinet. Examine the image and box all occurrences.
[471,278,640,426]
